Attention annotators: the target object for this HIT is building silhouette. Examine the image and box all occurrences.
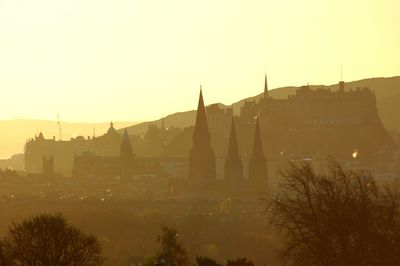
[248,117,268,192]
[25,122,121,176]
[224,117,243,193]
[239,79,394,162]
[188,88,216,187]
[24,76,395,180]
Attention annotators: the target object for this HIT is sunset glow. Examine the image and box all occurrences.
[0,0,399,122]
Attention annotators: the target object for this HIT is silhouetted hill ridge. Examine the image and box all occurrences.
[122,76,400,134]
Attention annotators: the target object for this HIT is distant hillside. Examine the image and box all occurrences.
[123,111,197,135]
[0,120,138,160]
[120,103,225,135]
[122,76,400,134]
[3,76,398,160]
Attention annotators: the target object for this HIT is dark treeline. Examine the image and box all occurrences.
[0,215,254,266]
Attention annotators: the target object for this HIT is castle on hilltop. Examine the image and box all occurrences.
[235,77,393,162]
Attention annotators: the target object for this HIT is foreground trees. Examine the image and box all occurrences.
[268,161,400,266]
[1,213,104,266]
[147,226,255,266]
[151,226,190,266]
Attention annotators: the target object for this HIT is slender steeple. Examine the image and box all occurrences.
[264,74,268,99]
[248,117,268,192]
[224,117,243,192]
[192,87,211,148]
[194,87,209,137]
[188,87,216,187]
[120,129,133,182]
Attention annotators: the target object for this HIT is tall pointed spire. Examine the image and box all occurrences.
[192,86,211,149]
[264,74,268,99]
[224,117,243,192]
[194,86,208,133]
[248,117,268,192]
[188,86,216,188]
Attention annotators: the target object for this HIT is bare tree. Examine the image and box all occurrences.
[268,161,400,266]
[2,213,104,266]
[154,226,189,266]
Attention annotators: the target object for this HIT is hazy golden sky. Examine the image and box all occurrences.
[0,0,398,122]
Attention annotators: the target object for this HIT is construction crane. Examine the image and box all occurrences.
[57,114,63,141]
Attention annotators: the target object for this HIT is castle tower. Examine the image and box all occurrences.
[36,132,45,141]
[248,117,268,192]
[264,74,269,99]
[120,129,133,182]
[188,88,216,187]
[224,117,244,193]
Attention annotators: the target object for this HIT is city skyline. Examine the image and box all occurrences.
[0,2,399,265]
[0,0,399,122]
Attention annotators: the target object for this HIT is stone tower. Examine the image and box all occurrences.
[188,88,216,187]
[120,129,133,181]
[224,117,244,193]
[248,117,268,192]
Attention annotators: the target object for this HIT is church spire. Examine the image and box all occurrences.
[188,86,216,187]
[264,74,268,99]
[224,117,243,190]
[194,87,208,133]
[248,117,268,192]
[192,86,211,149]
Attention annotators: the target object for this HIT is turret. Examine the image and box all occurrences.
[36,132,45,141]
[107,121,117,135]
